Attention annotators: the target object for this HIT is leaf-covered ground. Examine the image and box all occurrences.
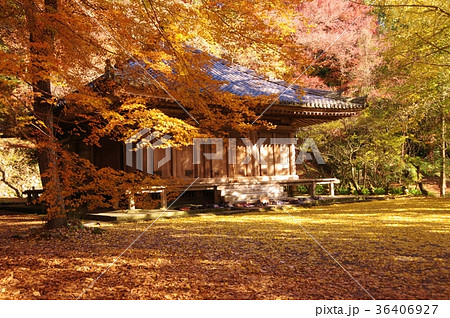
[0,197,448,299]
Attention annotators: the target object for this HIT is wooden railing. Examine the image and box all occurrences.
[280,178,340,197]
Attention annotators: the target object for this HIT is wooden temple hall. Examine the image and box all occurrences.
[71,59,366,207]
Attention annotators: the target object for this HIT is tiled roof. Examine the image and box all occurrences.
[90,56,366,111]
[208,60,366,110]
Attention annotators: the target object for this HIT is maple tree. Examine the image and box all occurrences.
[0,0,310,226]
[292,0,381,93]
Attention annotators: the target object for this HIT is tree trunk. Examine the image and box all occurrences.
[413,164,429,196]
[362,163,367,189]
[350,177,362,195]
[26,0,66,228]
[417,181,428,196]
[440,110,446,197]
[350,165,362,195]
[368,183,374,195]
[384,182,390,195]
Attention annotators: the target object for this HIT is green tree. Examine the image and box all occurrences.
[375,0,450,196]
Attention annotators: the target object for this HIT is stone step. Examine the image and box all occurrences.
[220,188,285,194]
[218,184,285,191]
[217,182,287,203]
[218,183,287,189]
[224,191,287,203]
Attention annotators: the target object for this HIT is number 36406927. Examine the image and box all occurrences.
[376,305,438,315]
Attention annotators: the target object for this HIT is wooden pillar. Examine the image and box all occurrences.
[330,182,335,197]
[289,143,296,176]
[288,185,294,197]
[272,132,278,176]
[252,131,260,177]
[128,193,135,210]
[172,148,177,178]
[289,132,296,176]
[160,189,167,210]
[214,187,221,204]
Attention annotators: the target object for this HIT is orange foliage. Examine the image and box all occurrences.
[0,0,311,222]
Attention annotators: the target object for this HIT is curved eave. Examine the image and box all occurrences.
[262,101,366,128]
[277,98,366,110]
[266,101,366,114]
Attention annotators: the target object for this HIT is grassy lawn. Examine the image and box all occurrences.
[0,197,448,299]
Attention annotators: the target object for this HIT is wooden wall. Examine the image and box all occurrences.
[121,130,298,180]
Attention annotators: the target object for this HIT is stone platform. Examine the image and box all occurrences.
[82,195,391,222]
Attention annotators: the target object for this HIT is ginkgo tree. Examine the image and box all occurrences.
[374,0,450,196]
[0,0,311,227]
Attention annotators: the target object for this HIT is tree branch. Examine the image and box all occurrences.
[348,1,450,17]
[414,33,450,55]
[0,166,22,197]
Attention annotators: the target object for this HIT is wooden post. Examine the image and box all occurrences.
[160,189,168,210]
[27,192,33,205]
[128,193,135,210]
[330,182,335,197]
[214,187,221,204]
[289,132,296,176]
